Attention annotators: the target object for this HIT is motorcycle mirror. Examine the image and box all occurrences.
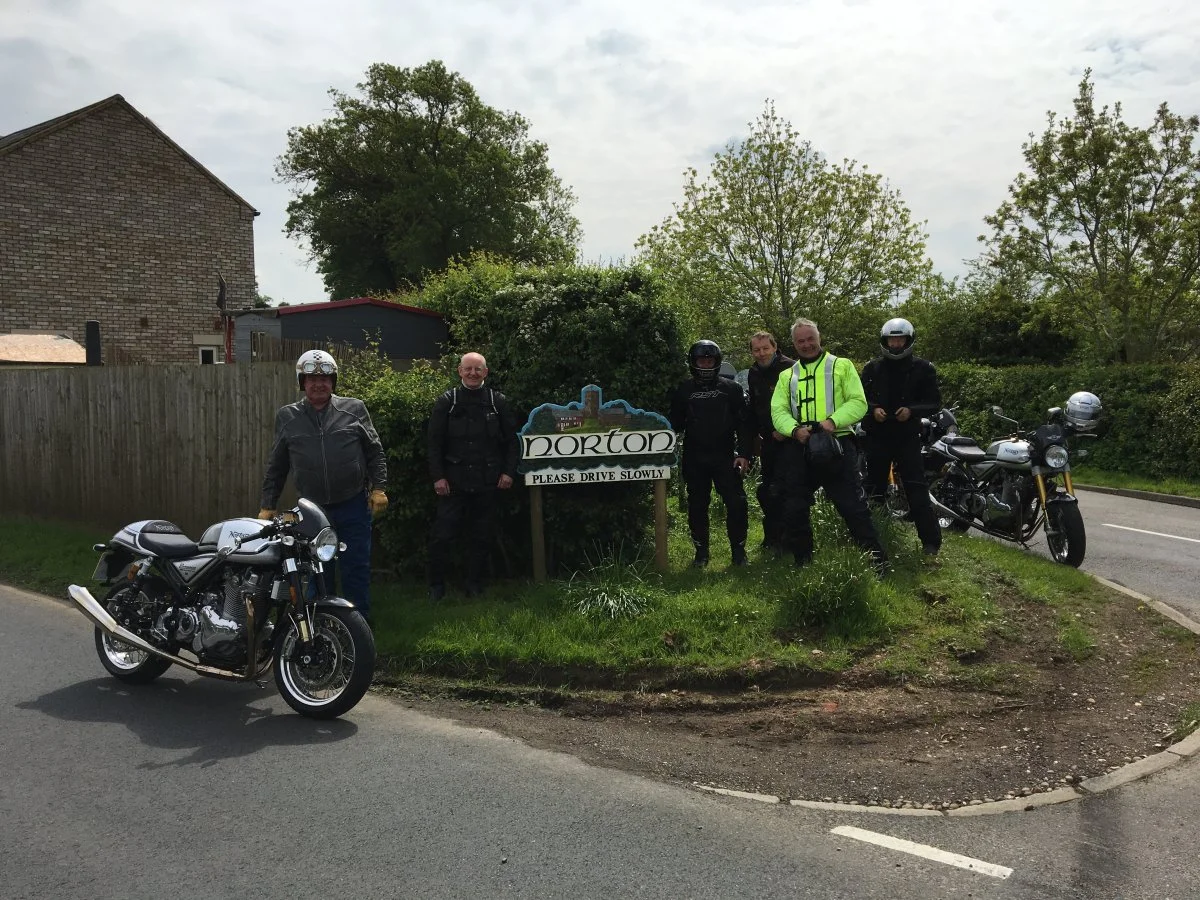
[991,405,1004,416]
[1047,406,1062,419]
[1077,448,1089,459]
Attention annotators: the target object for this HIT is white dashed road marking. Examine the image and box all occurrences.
[1102,523,1200,544]
[831,826,1013,880]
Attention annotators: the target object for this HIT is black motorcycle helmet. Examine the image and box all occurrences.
[688,340,722,384]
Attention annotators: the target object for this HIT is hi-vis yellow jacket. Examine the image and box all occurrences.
[770,352,867,438]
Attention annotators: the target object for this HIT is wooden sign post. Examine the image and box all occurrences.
[519,385,677,583]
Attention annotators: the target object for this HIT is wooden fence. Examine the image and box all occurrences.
[0,362,303,536]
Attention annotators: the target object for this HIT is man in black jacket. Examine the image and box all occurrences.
[860,317,943,556]
[746,331,794,552]
[669,340,753,568]
[427,351,519,600]
[260,350,388,619]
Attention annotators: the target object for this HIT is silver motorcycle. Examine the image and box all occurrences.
[68,498,375,719]
[925,392,1102,567]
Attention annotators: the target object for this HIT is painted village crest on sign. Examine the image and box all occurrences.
[518,385,677,485]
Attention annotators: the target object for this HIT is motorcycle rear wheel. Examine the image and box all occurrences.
[928,475,971,533]
[1046,502,1086,567]
[274,606,375,719]
[94,579,173,684]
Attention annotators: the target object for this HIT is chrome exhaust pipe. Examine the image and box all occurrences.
[68,585,248,682]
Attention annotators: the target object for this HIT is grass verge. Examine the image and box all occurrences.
[4,498,1177,696]
[1074,466,1200,500]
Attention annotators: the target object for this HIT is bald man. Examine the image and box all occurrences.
[426,352,519,600]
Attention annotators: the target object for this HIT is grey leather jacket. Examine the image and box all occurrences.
[261,395,387,508]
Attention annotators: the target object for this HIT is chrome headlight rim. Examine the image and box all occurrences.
[313,527,339,562]
[1043,444,1069,469]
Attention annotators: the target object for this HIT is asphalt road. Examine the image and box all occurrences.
[1016,488,1200,622]
[3,583,1198,898]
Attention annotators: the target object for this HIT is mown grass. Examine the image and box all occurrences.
[0,499,1174,691]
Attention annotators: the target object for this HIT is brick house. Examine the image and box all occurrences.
[0,94,257,364]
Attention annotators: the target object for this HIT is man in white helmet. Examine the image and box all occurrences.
[259,349,389,619]
[860,317,943,556]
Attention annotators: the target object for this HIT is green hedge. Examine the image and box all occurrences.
[341,259,687,578]
[937,362,1200,479]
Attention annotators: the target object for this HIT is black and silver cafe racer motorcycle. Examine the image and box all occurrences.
[68,498,375,719]
[925,392,1103,567]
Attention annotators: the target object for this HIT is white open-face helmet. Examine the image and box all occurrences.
[879,317,915,360]
[1065,391,1102,431]
[296,349,338,390]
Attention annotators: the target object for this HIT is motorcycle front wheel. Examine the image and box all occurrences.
[94,578,173,684]
[273,606,376,719]
[1045,502,1086,567]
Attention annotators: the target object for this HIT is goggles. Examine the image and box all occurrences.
[300,360,336,375]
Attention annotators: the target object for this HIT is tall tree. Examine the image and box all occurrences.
[636,101,930,360]
[277,60,581,298]
[986,71,1200,363]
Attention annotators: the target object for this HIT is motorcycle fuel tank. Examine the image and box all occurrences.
[986,439,1031,467]
[199,518,282,564]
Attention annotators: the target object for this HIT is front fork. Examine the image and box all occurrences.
[284,557,315,644]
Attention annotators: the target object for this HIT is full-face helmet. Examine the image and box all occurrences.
[879,317,915,360]
[296,349,338,391]
[688,340,723,384]
[1065,391,1102,431]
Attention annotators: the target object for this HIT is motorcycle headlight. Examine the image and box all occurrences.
[313,527,339,562]
[1043,444,1069,469]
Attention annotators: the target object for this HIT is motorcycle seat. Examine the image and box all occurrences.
[947,443,987,463]
[139,521,200,558]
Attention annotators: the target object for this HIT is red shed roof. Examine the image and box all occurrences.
[272,296,443,320]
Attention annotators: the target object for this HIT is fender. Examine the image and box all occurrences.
[313,595,357,610]
[1044,493,1079,510]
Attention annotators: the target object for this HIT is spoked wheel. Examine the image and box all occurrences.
[94,579,173,684]
[273,606,376,719]
[1046,502,1086,567]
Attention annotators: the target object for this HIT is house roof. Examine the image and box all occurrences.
[0,94,258,214]
[236,296,444,320]
[0,333,87,364]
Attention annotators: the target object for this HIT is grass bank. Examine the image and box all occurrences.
[1,501,1151,693]
[1074,466,1200,500]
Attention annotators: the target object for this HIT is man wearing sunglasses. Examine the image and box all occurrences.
[259,349,388,621]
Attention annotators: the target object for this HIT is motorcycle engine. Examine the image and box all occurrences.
[187,568,273,661]
[978,476,1027,531]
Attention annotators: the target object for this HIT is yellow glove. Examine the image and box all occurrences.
[368,490,388,519]
[257,508,276,520]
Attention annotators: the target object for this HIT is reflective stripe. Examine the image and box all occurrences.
[788,353,838,423]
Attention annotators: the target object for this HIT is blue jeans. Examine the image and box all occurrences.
[320,492,373,616]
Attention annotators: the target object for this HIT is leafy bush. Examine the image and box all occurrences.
[348,257,688,576]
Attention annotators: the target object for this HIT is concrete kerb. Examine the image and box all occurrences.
[1075,483,1200,510]
[696,501,1200,816]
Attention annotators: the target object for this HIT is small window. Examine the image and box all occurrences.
[199,347,220,365]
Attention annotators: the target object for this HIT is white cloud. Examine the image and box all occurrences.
[3,0,1199,303]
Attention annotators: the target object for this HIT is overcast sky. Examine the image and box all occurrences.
[3,0,1198,305]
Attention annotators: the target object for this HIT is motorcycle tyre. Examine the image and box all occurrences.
[93,579,173,684]
[1046,502,1086,567]
[274,606,375,720]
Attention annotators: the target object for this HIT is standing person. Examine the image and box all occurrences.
[860,317,943,556]
[770,319,888,573]
[669,340,754,568]
[259,350,389,620]
[426,352,519,601]
[746,331,794,553]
